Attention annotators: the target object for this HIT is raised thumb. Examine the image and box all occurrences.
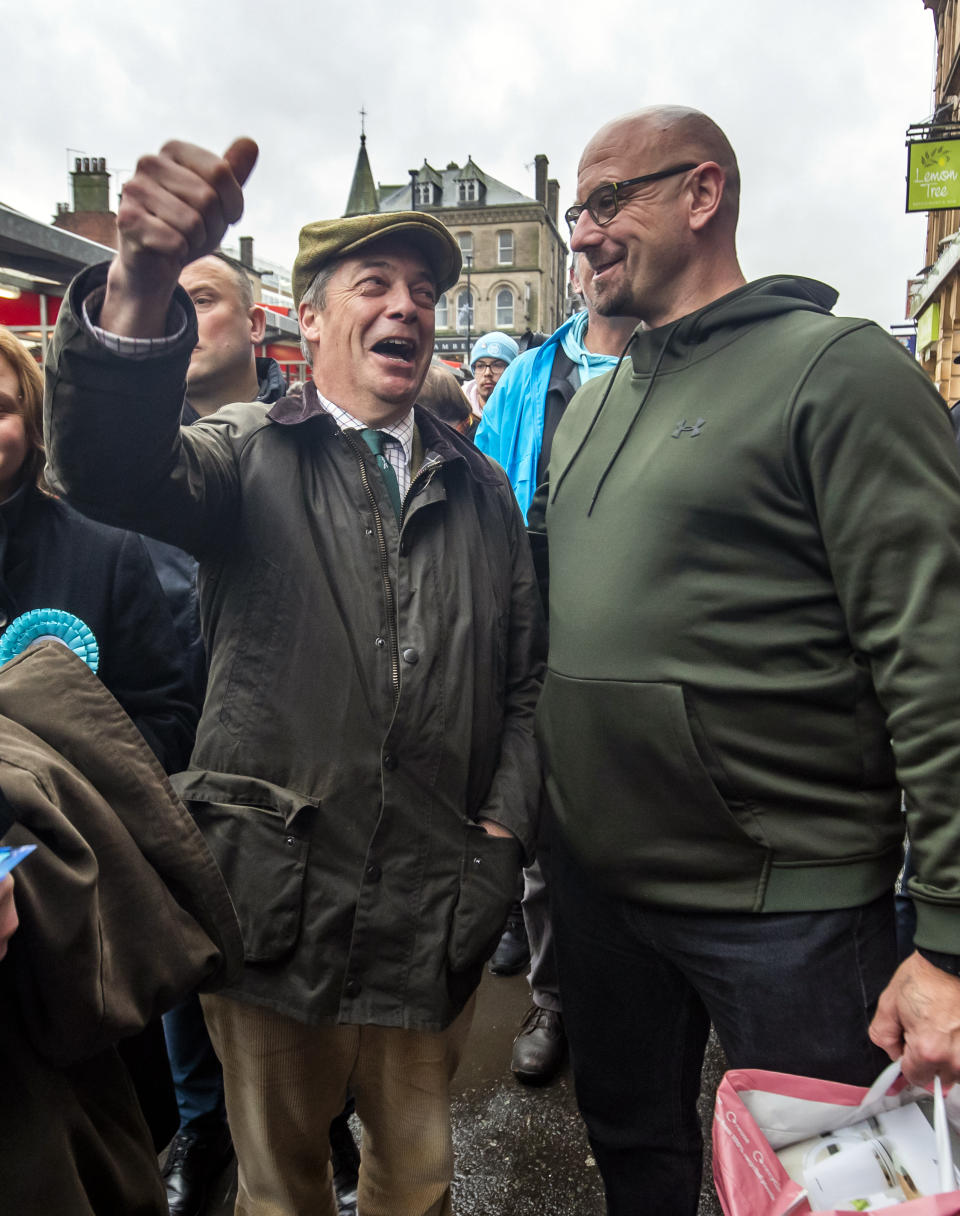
[223,137,259,188]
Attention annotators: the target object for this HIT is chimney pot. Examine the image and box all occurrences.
[239,236,254,268]
[534,154,548,206]
[547,178,560,226]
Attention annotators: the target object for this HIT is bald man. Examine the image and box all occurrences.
[531,106,960,1213]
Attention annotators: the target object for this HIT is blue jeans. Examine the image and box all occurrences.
[162,994,227,1135]
[551,839,897,1216]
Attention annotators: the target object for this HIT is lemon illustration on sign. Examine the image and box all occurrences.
[920,143,951,170]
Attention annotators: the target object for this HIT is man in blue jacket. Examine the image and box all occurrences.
[475,257,638,1083]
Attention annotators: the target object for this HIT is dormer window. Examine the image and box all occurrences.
[458,179,479,203]
[416,182,435,206]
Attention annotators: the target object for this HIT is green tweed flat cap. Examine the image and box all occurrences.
[292,211,462,306]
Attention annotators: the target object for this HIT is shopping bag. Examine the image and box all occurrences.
[713,1059,960,1215]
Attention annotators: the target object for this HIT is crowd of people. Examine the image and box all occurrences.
[0,102,958,1216]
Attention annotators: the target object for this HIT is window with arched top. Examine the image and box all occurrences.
[456,290,475,332]
[458,180,479,203]
[416,182,435,205]
[435,293,449,328]
[495,288,514,330]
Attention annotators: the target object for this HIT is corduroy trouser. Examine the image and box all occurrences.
[202,993,475,1216]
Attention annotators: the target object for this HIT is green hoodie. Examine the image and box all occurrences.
[534,275,960,953]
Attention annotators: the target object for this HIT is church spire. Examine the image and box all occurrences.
[344,110,379,216]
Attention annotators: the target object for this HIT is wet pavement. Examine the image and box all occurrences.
[203,969,725,1215]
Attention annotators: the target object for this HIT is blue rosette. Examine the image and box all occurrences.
[0,609,99,672]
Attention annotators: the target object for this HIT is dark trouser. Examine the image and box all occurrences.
[551,839,897,1216]
[522,814,562,1012]
[162,993,227,1135]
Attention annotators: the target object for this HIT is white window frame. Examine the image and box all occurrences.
[435,293,449,328]
[498,231,514,265]
[495,288,514,330]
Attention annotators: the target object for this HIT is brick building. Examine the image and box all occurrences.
[345,135,568,362]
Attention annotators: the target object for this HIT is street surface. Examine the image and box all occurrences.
[204,969,724,1214]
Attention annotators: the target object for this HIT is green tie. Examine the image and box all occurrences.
[359,429,402,523]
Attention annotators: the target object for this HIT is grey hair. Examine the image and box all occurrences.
[298,264,338,363]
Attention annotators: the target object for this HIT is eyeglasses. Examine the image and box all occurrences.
[564,163,699,233]
[473,360,507,373]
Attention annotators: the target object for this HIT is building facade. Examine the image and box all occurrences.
[345,138,568,363]
[907,1,960,400]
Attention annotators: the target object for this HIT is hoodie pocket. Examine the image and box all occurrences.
[190,800,310,963]
[536,672,768,893]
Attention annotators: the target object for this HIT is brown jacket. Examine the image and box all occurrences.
[0,642,241,1214]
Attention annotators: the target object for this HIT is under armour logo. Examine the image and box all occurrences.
[672,418,706,438]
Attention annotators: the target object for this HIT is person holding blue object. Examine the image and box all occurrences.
[475,256,639,1084]
[0,326,203,1211]
[0,873,16,960]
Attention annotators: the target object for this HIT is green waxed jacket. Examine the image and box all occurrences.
[533,275,960,954]
[45,264,545,1032]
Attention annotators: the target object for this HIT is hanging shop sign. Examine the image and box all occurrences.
[916,301,940,354]
[907,139,960,211]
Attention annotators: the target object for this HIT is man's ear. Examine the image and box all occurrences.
[686,162,725,232]
[249,305,267,344]
[298,300,321,342]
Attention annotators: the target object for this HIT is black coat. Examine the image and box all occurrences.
[0,485,198,773]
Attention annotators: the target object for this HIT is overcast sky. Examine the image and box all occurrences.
[4,0,938,328]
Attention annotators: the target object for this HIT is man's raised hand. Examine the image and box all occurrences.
[101,138,259,337]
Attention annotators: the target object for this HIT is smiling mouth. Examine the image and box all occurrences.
[372,337,417,365]
[591,255,622,278]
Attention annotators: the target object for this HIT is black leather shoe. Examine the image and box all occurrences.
[488,901,530,976]
[329,1110,361,1216]
[162,1125,233,1216]
[511,1005,566,1084]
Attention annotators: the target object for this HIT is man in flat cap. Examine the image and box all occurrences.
[44,138,544,1216]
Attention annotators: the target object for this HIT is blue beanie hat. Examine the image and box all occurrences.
[470,331,519,370]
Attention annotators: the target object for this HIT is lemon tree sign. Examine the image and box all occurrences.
[907,139,960,211]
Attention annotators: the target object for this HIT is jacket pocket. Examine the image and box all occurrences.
[536,672,768,896]
[189,800,310,963]
[447,823,521,973]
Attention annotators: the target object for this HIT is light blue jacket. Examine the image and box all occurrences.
[474,317,577,518]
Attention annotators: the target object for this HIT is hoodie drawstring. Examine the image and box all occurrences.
[550,330,640,506]
[586,324,675,515]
